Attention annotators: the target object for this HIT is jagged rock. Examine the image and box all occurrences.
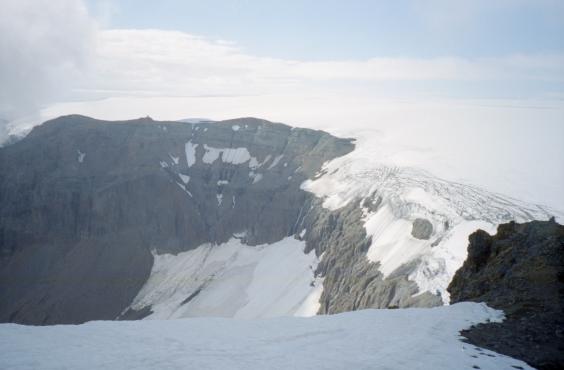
[303,201,442,312]
[448,219,564,370]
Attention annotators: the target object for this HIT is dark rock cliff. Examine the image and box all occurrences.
[448,218,564,370]
[0,115,353,324]
[0,114,451,325]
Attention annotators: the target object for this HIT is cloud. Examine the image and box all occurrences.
[2,5,562,125]
[0,0,95,129]
[68,28,564,103]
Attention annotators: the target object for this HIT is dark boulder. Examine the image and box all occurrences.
[411,218,433,240]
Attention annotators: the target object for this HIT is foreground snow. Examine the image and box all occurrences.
[0,302,533,370]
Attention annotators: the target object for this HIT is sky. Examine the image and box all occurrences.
[1,0,563,209]
[87,0,564,59]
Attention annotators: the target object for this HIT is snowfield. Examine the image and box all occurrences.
[0,302,533,370]
[126,237,321,319]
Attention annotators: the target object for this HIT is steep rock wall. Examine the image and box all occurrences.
[0,115,353,324]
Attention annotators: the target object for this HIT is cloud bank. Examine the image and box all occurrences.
[2,1,562,124]
[0,0,94,139]
[77,29,564,101]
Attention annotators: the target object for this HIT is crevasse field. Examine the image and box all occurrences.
[0,303,533,370]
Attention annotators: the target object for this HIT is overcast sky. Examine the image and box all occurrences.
[1,0,563,209]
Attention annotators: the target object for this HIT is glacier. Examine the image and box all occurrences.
[302,150,558,303]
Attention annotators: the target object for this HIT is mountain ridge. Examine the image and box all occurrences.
[0,115,557,325]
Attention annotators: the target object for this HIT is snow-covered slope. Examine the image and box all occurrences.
[0,302,533,370]
[125,237,322,319]
[302,150,559,303]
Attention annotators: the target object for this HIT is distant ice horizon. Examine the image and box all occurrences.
[1,0,563,212]
[5,94,554,214]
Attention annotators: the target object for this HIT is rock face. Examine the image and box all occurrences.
[0,115,353,324]
[448,219,564,370]
[302,201,442,312]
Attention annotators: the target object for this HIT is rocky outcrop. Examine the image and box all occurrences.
[301,199,442,312]
[0,115,353,324]
[448,218,564,370]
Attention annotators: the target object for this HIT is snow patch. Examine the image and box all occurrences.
[232,125,240,131]
[249,154,272,170]
[202,145,221,163]
[365,204,428,277]
[248,157,259,169]
[128,237,320,320]
[216,193,223,206]
[233,231,246,239]
[77,150,85,163]
[184,141,198,167]
[169,154,179,165]
[249,171,263,184]
[175,182,192,197]
[268,154,284,169]
[203,145,251,165]
[294,277,323,317]
[178,174,190,184]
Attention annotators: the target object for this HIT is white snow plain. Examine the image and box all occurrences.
[0,302,533,370]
